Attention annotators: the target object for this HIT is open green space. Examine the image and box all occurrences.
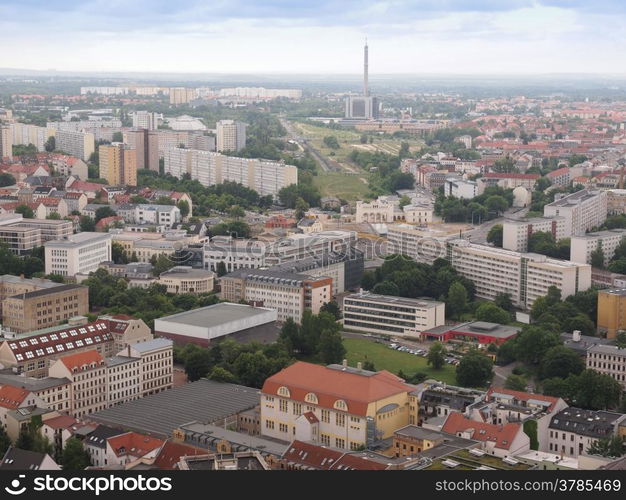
[312,172,372,201]
[343,337,457,384]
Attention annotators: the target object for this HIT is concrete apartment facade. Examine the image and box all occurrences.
[52,129,95,161]
[502,217,568,252]
[543,189,608,237]
[570,229,626,266]
[99,143,137,186]
[216,120,247,153]
[597,288,626,339]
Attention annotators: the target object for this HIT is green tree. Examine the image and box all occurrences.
[372,281,400,296]
[427,342,447,370]
[399,195,411,209]
[505,374,527,391]
[362,360,376,371]
[495,293,514,313]
[112,131,123,142]
[44,136,55,152]
[487,224,503,247]
[590,242,605,269]
[485,195,508,214]
[323,136,340,149]
[523,420,539,451]
[515,325,561,364]
[447,281,468,319]
[207,366,237,383]
[228,205,245,219]
[540,345,585,379]
[317,328,346,364]
[111,242,128,264]
[570,369,623,410]
[60,437,91,470]
[216,261,227,277]
[294,197,310,220]
[151,254,176,275]
[320,301,342,320]
[278,317,301,356]
[177,199,190,218]
[456,350,493,387]
[79,215,96,232]
[15,204,34,219]
[184,346,211,382]
[475,302,510,324]
[94,206,117,222]
[616,331,626,348]
[0,172,15,187]
[0,425,11,457]
[587,436,625,458]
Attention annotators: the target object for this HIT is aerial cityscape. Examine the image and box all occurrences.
[1,0,626,483]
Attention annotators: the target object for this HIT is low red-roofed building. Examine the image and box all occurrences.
[105,432,164,467]
[273,440,393,470]
[546,167,571,188]
[261,361,419,450]
[152,440,205,470]
[442,412,530,458]
[41,415,81,453]
[95,215,124,232]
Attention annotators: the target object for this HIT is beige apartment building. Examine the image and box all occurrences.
[53,129,95,161]
[2,283,89,333]
[543,189,608,237]
[0,275,62,317]
[124,129,159,172]
[216,120,247,152]
[0,124,13,158]
[105,355,141,407]
[570,229,626,267]
[169,87,196,105]
[586,345,626,389]
[49,350,107,418]
[502,217,568,252]
[99,142,137,186]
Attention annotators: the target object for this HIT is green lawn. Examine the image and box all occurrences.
[343,338,457,384]
[313,172,372,201]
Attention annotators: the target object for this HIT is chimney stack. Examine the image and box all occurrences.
[357,362,362,371]
[342,359,347,367]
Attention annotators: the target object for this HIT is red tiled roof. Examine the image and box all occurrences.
[486,387,560,413]
[0,385,31,409]
[484,173,540,180]
[107,432,164,458]
[37,197,61,207]
[329,453,388,471]
[546,167,570,178]
[59,350,103,372]
[262,362,412,417]
[442,413,521,450]
[3,319,113,363]
[282,441,343,469]
[302,411,319,424]
[153,441,204,470]
[43,415,79,430]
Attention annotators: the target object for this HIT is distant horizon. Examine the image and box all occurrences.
[2,1,626,76]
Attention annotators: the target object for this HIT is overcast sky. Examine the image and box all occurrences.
[2,0,626,75]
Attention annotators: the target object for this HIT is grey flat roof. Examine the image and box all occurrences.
[588,344,626,356]
[105,355,138,367]
[9,284,86,300]
[394,425,444,441]
[156,303,274,329]
[344,292,444,308]
[0,373,71,390]
[130,338,173,353]
[88,379,260,439]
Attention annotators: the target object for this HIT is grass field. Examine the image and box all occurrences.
[343,338,457,385]
[312,172,372,201]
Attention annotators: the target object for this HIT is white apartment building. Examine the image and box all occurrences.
[131,111,162,130]
[342,291,445,337]
[118,338,173,397]
[543,189,608,237]
[45,232,112,277]
[548,408,625,458]
[264,231,357,266]
[502,217,568,252]
[388,233,591,309]
[163,148,297,197]
[586,345,626,389]
[203,236,266,273]
[52,129,95,161]
[216,120,247,152]
[48,350,107,419]
[217,87,302,99]
[570,229,626,267]
[10,123,50,151]
[105,355,141,407]
[81,87,129,95]
[444,177,477,199]
[134,204,181,229]
[607,189,626,215]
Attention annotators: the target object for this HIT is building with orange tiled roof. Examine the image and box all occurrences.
[260,361,419,451]
[105,432,164,467]
[49,350,107,418]
[442,412,530,458]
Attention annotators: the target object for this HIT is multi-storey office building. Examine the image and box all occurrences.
[2,284,89,333]
[543,189,608,237]
[342,291,445,337]
[45,232,112,277]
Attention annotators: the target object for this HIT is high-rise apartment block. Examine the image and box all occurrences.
[502,217,568,252]
[0,125,12,159]
[53,129,95,161]
[543,189,608,237]
[216,120,247,152]
[169,87,196,105]
[570,229,626,267]
[99,143,137,186]
[131,111,161,130]
[163,148,297,197]
[124,129,159,172]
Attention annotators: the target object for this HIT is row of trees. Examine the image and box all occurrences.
[82,268,219,328]
[434,185,514,223]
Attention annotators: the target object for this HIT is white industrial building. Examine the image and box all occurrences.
[154,303,278,347]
